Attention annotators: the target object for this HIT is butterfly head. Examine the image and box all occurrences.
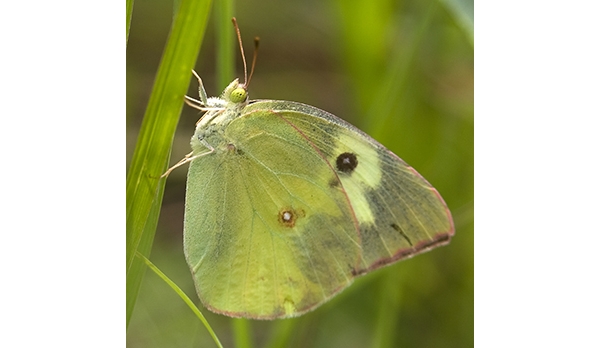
[221,78,249,107]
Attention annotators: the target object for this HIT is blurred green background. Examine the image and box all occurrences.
[126,0,473,346]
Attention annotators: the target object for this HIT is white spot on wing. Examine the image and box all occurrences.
[334,133,382,225]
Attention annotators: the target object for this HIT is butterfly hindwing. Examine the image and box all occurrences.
[185,105,362,319]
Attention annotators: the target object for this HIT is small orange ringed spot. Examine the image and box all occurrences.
[278,207,305,228]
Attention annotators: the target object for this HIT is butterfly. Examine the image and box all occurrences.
[165,18,454,320]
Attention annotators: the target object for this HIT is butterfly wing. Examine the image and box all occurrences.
[184,100,454,319]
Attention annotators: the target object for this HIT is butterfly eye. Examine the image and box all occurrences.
[230,87,247,103]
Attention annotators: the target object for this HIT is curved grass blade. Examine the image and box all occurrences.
[136,252,223,348]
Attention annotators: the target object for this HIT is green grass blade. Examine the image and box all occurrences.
[367,0,437,138]
[232,318,253,348]
[333,0,395,118]
[369,272,403,348]
[214,0,235,90]
[335,0,437,138]
[126,0,134,43]
[136,252,224,348]
[126,0,213,327]
[263,319,297,348]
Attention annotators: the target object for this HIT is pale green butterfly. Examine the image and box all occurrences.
[166,19,454,320]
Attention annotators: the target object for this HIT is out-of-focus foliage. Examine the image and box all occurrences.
[126,0,473,346]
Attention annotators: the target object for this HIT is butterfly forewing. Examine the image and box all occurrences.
[243,100,454,273]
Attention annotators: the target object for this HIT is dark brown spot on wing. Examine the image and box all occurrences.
[335,152,358,174]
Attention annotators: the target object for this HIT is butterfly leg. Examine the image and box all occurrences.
[160,142,216,178]
[161,152,194,178]
[183,70,211,111]
[184,95,207,110]
[191,69,208,105]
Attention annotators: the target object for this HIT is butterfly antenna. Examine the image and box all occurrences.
[246,37,260,88]
[232,17,248,87]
